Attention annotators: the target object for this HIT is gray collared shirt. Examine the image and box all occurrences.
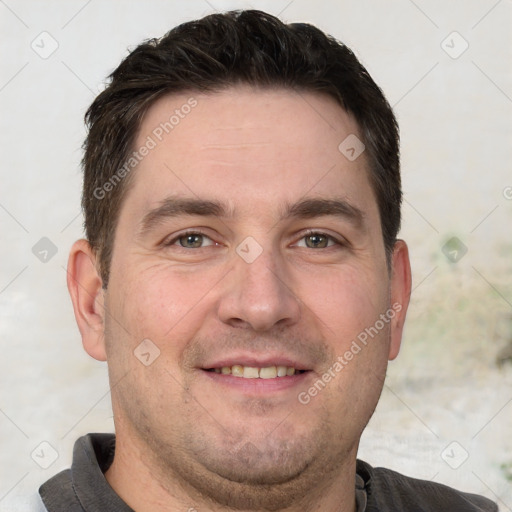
[39,433,497,512]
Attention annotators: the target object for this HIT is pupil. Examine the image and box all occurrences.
[307,235,326,248]
[182,234,202,248]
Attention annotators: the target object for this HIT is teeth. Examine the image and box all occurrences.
[211,365,302,378]
[277,365,288,377]
[259,366,277,379]
[231,365,244,377]
[243,366,259,379]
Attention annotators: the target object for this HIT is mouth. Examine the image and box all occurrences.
[198,353,315,394]
[204,365,308,379]
[200,358,313,395]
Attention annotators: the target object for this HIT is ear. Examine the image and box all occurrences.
[67,239,107,361]
[388,240,412,361]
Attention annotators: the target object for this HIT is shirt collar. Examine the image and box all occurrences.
[71,433,133,511]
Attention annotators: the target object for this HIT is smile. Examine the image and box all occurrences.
[205,365,307,379]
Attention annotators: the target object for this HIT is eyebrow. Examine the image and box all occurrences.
[139,197,232,236]
[282,198,365,229]
[138,195,365,237]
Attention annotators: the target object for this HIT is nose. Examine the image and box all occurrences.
[217,245,301,332]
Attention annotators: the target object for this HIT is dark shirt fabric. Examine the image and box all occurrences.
[39,433,498,512]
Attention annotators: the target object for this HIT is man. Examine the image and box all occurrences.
[38,9,497,512]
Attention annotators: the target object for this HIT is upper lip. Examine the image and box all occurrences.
[200,352,313,371]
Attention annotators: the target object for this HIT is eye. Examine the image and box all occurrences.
[295,232,339,249]
[171,231,215,249]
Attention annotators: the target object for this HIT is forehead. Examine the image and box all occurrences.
[124,85,376,222]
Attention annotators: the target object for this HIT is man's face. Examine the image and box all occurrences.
[91,86,408,507]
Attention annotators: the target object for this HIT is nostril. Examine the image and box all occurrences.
[225,318,251,329]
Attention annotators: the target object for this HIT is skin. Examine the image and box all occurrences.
[68,85,411,512]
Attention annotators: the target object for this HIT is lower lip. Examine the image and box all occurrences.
[201,370,311,394]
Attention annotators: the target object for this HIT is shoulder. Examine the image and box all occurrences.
[37,434,120,512]
[357,460,499,512]
[38,468,85,511]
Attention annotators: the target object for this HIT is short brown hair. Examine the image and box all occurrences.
[82,9,401,286]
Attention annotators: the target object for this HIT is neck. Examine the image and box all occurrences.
[105,429,358,512]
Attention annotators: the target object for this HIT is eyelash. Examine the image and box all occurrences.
[165,229,213,247]
[164,229,344,249]
[298,230,343,248]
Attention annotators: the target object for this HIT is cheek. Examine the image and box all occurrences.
[111,262,220,352]
[298,264,389,347]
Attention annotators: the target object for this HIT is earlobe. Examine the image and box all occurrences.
[67,239,107,361]
[388,240,412,361]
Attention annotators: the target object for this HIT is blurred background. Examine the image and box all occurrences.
[1,0,511,509]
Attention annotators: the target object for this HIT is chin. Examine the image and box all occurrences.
[175,447,318,510]
[158,422,348,511]
[203,442,311,485]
